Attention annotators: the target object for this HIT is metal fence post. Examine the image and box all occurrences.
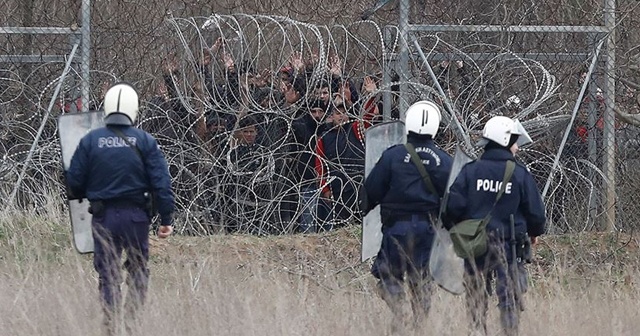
[398,0,410,120]
[603,0,617,231]
[81,0,92,113]
[586,33,601,231]
[383,25,394,121]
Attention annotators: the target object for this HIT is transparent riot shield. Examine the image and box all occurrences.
[429,146,473,295]
[361,120,405,262]
[58,111,105,254]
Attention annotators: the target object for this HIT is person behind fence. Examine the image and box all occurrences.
[315,99,369,226]
[361,100,453,329]
[222,114,276,233]
[446,116,546,336]
[313,80,331,106]
[65,82,175,335]
[292,98,331,232]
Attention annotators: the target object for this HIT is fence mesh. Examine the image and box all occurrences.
[1,0,640,234]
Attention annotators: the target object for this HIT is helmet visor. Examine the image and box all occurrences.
[513,119,533,147]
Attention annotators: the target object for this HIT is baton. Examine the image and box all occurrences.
[510,214,525,312]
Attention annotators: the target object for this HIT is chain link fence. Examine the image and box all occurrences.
[1,0,640,234]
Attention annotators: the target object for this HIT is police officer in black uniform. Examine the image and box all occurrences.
[447,116,546,336]
[66,82,175,334]
[363,100,453,329]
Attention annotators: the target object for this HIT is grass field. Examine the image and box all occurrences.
[1,210,639,335]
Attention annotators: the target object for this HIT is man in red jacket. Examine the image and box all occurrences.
[315,97,377,228]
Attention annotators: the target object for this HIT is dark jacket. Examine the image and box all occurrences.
[364,135,453,217]
[292,114,329,183]
[446,147,546,238]
[225,143,275,185]
[66,125,175,225]
[315,121,366,194]
[199,64,241,108]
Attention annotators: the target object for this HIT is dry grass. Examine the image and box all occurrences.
[1,210,640,336]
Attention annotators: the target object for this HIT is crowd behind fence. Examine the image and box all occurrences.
[1,1,640,234]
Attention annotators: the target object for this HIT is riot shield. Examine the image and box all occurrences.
[58,111,105,254]
[429,146,473,295]
[361,120,405,262]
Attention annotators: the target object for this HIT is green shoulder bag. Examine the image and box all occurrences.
[449,160,515,259]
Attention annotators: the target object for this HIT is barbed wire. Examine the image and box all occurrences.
[2,2,640,234]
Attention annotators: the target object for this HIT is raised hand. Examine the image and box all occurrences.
[210,37,224,54]
[200,48,212,66]
[250,68,270,88]
[340,81,352,105]
[362,76,377,93]
[329,54,342,77]
[223,52,235,70]
[279,80,288,93]
[290,51,305,72]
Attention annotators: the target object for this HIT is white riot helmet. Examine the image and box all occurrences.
[405,100,442,136]
[477,116,533,147]
[103,82,139,125]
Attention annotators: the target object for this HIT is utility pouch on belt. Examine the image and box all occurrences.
[88,200,105,216]
[449,160,515,259]
[516,233,533,263]
[144,191,158,217]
